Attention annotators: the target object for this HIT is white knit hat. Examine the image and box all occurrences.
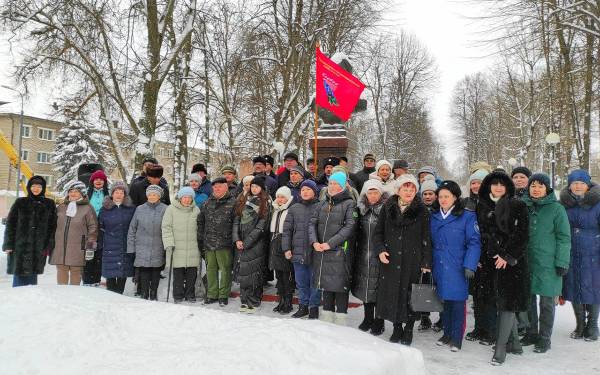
[63,180,87,198]
[275,186,292,200]
[376,159,392,172]
[360,179,384,196]
[419,174,438,193]
[396,174,419,191]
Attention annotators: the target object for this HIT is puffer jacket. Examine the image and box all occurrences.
[98,196,136,278]
[232,196,271,283]
[197,192,237,253]
[269,198,293,271]
[127,201,168,267]
[282,198,320,265]
[162,200,201,268]
[351,192,388,303]
[560,184,600,304]
[309,189,357,292]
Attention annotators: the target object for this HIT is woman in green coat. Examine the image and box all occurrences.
[521,173,571,353]
[162,187,201,303]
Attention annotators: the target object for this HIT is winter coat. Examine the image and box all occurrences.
[522,192,571,297]
[463,193,479,212]
[89,188,108,216]
[319,185,360,203]
[309,189,357,292]
[3,183,57,276]
[286,181,302,203]
[269,198,293,271]
[50,198,98,267]
[560,185,600,304]
[430,203,481,301]
[194,179,212,208]
[129,177,171,206]
[232,196,271,283]
[98,196,136,278]
[373,196,432,322]
[350,192,388,303]
[282,198,320,265]
[162,200,201,268]
[197,191,237,253]
[350,167,376,194]
[368,172,398,196]
[476,172,530,312]
[127,201,168,268]
[278,168,312,189]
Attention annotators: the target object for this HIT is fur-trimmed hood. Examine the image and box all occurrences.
[560,182,600,209]
[102,195,134,210]
[384,194,426,224]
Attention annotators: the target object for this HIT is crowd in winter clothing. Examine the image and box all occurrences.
[3,152,599,367]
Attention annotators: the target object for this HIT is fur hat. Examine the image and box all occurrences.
[511,166,532,178]
[64,180,88,198]
[191,163,207,174]
[146,184,164,198]
[263,155,275,166]
[146,165,164,178]
[437,180,462,199]
[252,156,268,166]
[109,180,128,196]
[323,156,340,169]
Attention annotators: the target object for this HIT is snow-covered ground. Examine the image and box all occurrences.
[1,234,599,374]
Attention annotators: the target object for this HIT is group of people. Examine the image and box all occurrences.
[3,151,599,366]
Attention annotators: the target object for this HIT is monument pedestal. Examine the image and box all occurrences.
[310,125,349,162]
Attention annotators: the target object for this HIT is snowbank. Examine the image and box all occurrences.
[1,286,426,375]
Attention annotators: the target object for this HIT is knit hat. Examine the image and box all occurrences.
[89,169,108,184]
[64,180,87,198]
[221,165,237,175]
[528,173,551,192]
[290,165,306,176]
[469,161,492,175]
[191,163,207,174]
[437,180,462,199]
[417,166,437,178]
[275,186,292,200]
[363,153,376,162]
[393,159,409,170]
[329,172,347,190]
[252,156,267,166]
[146,184,164,198]
[300,179,318,195]
[146,165,164,178]
[323,156,340,169]
[188,174,202,183]
[376,159,392,172]
[568,169,591,187]
[332,165,349,177]
[396,174,418,191]
[360,179,384,196]
[263,155,275,166]
[142,157,159,165]
[212,177,228,185]
[420,174,438,194]
[283,152,299,162]
[469,168,489,184]
[176,186,195,199]
[251,176,266,191]
[511,166,532,178]
[109,180,128,196]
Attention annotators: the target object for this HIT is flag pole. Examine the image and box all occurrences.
[314,41,320,171]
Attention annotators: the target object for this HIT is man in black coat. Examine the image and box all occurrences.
[129,164,171,206]
[3,176,57,287]
[350,153,376,193]
[278,152,312,188]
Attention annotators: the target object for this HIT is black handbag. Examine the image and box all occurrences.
[410,273,444,313]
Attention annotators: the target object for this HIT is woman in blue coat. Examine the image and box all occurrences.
[431,180,481,352]
[99,181,136,294]
[560,169,600,342]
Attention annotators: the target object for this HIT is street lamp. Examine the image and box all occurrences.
[1,85,24,198]
[545,132,561,189]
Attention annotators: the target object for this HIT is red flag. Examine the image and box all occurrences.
[315,47,365,122]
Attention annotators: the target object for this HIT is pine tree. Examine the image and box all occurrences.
[53,118,115,192]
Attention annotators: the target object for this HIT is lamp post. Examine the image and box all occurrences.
[1,85,24,198]
[545,133,561,189]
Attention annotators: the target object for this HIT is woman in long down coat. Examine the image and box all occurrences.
[351,179,389,335]
[99,181,136,294]
[560,169,600,342]
[374,174,432,346]
[477,171,529,365]
[431,180,481,352]
[3,176,57,287]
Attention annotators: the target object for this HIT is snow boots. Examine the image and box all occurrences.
[292,304,309,319]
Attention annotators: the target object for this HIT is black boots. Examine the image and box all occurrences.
[571,303,586,339]
[492,312,521,366]
[308,307,319,319]
[418,315,432,331]
[584,304,599,342]
[273,296,283,313]
[370,318,385,336]
[358,303,375,332]
[465,327,483,341]
[390,324,403,343]
[401,321,415,346]
[292,304,309,318]
[279,295,293,315]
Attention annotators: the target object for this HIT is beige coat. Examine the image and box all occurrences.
[50,199,98,267]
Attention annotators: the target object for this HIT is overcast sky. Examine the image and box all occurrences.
[0,0,495,165]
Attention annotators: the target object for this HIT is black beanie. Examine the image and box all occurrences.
[191,163,207,174]
[436,180,462,199]
[511,166,532,178]
[251,176,267,191]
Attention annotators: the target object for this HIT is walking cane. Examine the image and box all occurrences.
[166,247,175,302]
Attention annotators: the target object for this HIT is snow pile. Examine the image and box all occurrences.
[0,286,426,375]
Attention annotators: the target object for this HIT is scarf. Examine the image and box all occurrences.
[66,200,78,217]
[489,193,501,203]
[440,205,454,220]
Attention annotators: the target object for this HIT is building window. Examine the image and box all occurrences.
[37,175,53,187]
[20,150,29,161]
[167,149,174,158]
[37,152,53,164]
[21,124,32,138]
[38,128,54,141]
